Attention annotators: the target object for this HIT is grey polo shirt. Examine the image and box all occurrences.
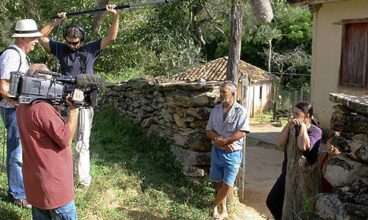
[206,102,250,151]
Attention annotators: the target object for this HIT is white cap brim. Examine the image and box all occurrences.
[12,31,43,38]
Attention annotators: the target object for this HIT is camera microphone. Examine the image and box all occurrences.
[75,74,104,88]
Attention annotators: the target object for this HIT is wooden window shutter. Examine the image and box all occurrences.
[340,22,368,88]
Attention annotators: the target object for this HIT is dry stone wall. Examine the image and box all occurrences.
[102,78,222,176]
[315,93,368,220]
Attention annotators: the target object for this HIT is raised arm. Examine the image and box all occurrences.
[39,13,66,52]
[277,121,291,148]
[100,4,120,49]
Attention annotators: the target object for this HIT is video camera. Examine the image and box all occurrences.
[8,71,103,107]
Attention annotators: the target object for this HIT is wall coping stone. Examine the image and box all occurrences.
[329,93,368,115]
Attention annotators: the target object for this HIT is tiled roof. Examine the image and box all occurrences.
[171,57,273,83]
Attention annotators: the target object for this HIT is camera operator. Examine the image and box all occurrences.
[0,18,43,208]
[39,4,120,187]
[16,96,79,220]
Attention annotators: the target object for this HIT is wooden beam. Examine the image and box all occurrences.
[334,17,368,25]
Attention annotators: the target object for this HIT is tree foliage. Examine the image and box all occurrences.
[0,0,312,85]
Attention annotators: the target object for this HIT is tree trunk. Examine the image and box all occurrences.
[227,0,243,84]
[92,0,109,33]
[282,127,321,220]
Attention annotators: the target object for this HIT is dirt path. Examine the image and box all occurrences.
[243,144,284,219]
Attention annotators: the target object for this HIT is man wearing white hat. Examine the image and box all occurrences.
[0,18,42,209]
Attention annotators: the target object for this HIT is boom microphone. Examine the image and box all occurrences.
[250,0,274,24]
[75,74,104,88]
[54,0,174,18]
[54,74,104,88]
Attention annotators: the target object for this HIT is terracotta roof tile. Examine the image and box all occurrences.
[171,57,272,83]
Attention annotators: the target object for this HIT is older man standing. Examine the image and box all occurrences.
[0,19,42,208]
[206,81,249,220]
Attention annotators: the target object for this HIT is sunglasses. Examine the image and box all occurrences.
[66,40,80,46]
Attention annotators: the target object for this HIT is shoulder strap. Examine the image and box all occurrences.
[1,46,23,72]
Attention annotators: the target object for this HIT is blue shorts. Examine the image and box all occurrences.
[209,147,242,187]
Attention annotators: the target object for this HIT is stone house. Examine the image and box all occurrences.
[171,57,273,117]
[288,0,368,128]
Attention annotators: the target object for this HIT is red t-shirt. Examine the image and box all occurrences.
[16,101,74,209]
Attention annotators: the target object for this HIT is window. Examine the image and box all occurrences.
[259,86,263,100]
[340,22,368,88]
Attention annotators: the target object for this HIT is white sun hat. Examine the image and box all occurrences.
[11,19,43,38]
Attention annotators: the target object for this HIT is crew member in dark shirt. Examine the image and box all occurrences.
[39,4,120,187]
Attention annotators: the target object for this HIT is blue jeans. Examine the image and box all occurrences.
[32,201,78,220]
[0,107,25,200]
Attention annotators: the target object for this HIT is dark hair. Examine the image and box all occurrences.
[295,102,319,126]
[63,25,85,41]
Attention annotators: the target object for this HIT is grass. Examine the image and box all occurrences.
[251,111,288,127]
[99,68,146,83]
[0,107,214,220]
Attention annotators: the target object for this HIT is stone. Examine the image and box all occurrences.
[324,155,362,187]
[152,103,162,110]
[192,95,210,106]
[186,108,202,119]
[187,132,211,152]
[350,134,368,164]
[330,135,352,154]
[330,105,368,136]
[156,95,165,103]
[143,105,154,113]
[177,128,196,136]
[161,110,172,122]
[102,78,223,181]
[199,107,212,119]
[315,193,349,220]
[329,93,368,116]
[169,95,192,107]
[173,134,188,146]
[173,113,186,128]
[174,107,186,118]
[184,116,195,123]
[337,179,368,206]
[141,117,154,128]
[183,166,206,177]
[189,121,206,129]
[170,145,211,167]
[147,124,160,137]
[132,101,140,108]
[343,203,368,219]
[136,109,145,122]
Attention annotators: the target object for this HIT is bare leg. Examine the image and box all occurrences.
[220,196,229,219]
[213,182,221,219]
[214,183,231,207]
[213,182,231,219]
